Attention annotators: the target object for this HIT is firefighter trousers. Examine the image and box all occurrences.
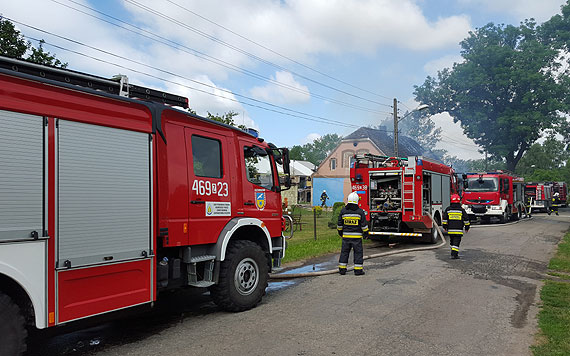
[339,238,364,270]
[450,234,463,254]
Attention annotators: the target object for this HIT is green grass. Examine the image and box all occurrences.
[549,233,570,272]
[282,207,341,263]
[533,231,570,356]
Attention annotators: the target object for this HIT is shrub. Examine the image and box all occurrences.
[328,202,345,229]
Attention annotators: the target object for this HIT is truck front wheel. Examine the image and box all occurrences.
[0,292,27,356]
[210,240,269,312]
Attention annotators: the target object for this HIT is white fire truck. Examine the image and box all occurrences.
[0,56,292,354]
[350,154,457,243]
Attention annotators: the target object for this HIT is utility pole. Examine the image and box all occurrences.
[393,98,398,157]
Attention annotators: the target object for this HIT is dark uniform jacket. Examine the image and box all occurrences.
[442,203,470,235]
[337,204,369,238]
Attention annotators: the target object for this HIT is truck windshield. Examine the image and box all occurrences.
[466,177,498,192]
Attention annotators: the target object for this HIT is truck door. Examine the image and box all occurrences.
[185,128,232,245]
[239,139,281,235]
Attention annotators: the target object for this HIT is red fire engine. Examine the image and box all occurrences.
[350,154,457,243]
[525,182,553,214]
[462,172,525,222]
[0,56,292,354]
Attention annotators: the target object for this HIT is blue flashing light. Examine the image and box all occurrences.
[417,159,423,166]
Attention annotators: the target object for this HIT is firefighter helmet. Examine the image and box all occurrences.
[554,192,560,197]
[451,194,461,203]
[347,192,359,204]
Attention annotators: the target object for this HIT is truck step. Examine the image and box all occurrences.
[188,281,215,288]
[188,255,216,263]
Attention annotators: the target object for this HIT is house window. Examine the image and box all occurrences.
[330,158,337,170]
[342,150,355,168]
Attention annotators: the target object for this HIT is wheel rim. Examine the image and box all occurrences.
[234,257,259,296]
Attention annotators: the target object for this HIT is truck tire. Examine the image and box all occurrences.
[423,216,440,244]
[0,292,27,356]
[210,240,269,312]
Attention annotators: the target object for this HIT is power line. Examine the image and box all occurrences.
[123,0,393,108]
[165,0,393,102]
[15,29,362,129]
[49,0,390,115]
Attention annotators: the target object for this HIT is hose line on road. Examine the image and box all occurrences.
[270,217,447,280]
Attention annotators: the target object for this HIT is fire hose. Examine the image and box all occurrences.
[270,216,447,280]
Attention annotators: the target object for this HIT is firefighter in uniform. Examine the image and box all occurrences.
[320,190,329,208]
[337,192,369,275]
[442,194,470,259]
[552,192,560,216]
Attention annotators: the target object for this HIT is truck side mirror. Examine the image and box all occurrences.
[274,147,291,191]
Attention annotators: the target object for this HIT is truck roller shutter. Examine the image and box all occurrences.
[57,120,151,268]
[0,110,44,241]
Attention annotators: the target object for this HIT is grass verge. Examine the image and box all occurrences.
[282,206,341,264]
[532,230,570,356]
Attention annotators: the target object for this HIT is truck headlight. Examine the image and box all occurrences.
[491,205,502,210]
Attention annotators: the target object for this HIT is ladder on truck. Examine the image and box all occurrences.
[0,55,189,108]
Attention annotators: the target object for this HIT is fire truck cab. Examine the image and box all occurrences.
[462,172,525,222]
[0,56,291,354]
[350,154,456,244]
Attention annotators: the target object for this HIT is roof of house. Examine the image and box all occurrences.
[290,160,315,176]
[343,127,435,158]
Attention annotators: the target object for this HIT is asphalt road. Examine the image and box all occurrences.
[30,208,570,356]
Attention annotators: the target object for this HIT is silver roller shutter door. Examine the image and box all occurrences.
[58,120,151,268]
[0,110,44,241]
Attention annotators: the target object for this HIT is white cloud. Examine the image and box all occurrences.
[431,113,483,160]
[250,71,310,104]
[423,54,464,76]
[303,133,322,144]
[458,0,566,22]
[165,75,258,129]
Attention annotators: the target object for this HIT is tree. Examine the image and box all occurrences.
[289,134,342,166]
[414,21,567,171]
[206,111,247,130]
[0,18,67,67]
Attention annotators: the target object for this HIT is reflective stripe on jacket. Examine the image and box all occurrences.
[442,203,470,235]
[338,204,369,238]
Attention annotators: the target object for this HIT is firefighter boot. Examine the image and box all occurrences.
[339,267,346,275]
[354,269,365,276]
[451,250,459,259]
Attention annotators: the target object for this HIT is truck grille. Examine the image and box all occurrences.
[471,205,487,214]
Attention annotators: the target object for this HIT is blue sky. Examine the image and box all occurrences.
[3,0,567,159]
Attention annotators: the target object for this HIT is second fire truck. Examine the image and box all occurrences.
[462,172,525,222]
[350,154,457,243]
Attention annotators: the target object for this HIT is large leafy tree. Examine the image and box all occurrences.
[289,133,342,166]
[414,21,567,171]
[0,18,67,67]
[516,136,569,175]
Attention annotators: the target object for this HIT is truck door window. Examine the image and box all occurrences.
[244,146,274,190]
[192,135,222,178]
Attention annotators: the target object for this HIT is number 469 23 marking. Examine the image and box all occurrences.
[192,180,229,197]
